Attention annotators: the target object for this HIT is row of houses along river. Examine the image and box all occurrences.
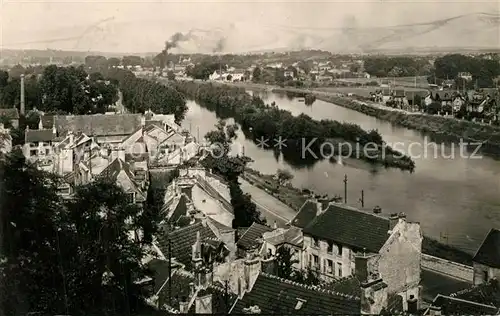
[181,89,500,254]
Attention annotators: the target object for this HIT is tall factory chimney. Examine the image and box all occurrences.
[20,74,25,116]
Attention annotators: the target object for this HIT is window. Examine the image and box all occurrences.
[127,192,135,204]
[310,255,319,270]
[338,245,343,256]
[268,249,273,257]
[45,149,50,155]
[327,242,333,253]
[312,238,319,248]
[325,259,333,275]
[30,150,37,156]
[337,263,343,277]
[483,270,489,282]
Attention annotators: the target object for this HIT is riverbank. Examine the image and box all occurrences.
[243,167,474,266]
[225,82,500,155]
[173,81,415,172]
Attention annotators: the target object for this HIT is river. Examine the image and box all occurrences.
[181,90,500,254]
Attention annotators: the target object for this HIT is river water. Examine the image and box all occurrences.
[181,91,500,254]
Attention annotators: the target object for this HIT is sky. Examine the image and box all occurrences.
[1,0,499,53]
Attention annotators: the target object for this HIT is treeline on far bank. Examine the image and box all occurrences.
[172,81,415,171]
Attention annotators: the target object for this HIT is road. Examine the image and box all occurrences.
[239,177,298,227]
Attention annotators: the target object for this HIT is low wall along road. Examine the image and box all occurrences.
[421,254,473,283]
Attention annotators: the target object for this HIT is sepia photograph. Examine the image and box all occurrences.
[0,0,499,315]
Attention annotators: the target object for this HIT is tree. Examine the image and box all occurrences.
[276,168,293,185]
[226,74,233,82]
[107,57,121,68]
[0,150,155,314]
[252,67,261,83]
[167,71,176,81]
[275,246,298,279]
[203,120,264,228]
[0,70,8,88]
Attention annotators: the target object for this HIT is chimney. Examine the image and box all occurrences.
[179,299,189,313]
[373,206,382,214]
[354,252,370,283]
[38,117,43,130]
[360,275,388,315]
[398,212,407,221]
[407,294,418,314]
[273,221,277,229]
[244,254,261,292]
[192,231,203,268]
[195,293,212,314]
[189,282,195,297]
[20,74,25,115]
[52,121,57,136]
[389,213,399,231]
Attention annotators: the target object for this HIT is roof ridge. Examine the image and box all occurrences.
[260,272,360,300]
[170,221,203,234]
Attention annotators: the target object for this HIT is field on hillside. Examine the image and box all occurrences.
[334,76,430,89]
[315,86,428,98]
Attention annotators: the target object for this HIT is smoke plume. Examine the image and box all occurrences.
[213,37,226,53]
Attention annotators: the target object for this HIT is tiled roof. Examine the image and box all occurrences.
[25,129,54,142]
[53,114,142,137]
[429,294,499,315]
[0,108,19,119]
[196,284,238,315]
[63,172,75,184]
[231,273,360,315]
[100,158,135,182]
[157,222,218,268]
[236,222,273,250]
[473,228,500,268]
[302,203,390,253]
[263,227,303,248]
[157,269,195,311]
[451,279,500,308]
[291,200,319,229]
[320,275,361,297]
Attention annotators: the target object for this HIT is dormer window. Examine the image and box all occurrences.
[295,298,307,310]
[312,237,319,248]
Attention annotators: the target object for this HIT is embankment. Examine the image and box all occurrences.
[230,82,500,155]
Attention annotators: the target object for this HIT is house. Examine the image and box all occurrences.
[148,234,237,314]
[0,108,20,128]
[236,222,273,257]
[424,91,433,107]
[0,123,12,153]
[433,91,453,110]
[452,94,466,112]
[300,203,422,310]
[472,228,500,285]
[156,219,233,271]
[458,72,473,81]
[381,88,392,103]
[392,89,408,108]
[261,226,303,269]
[424,279,500,315]
[23,125,57,164]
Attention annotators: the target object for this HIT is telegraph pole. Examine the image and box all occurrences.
[343,174,348,204]
[168,239,172,306]
[225,280,229,314]
[359,190,364,208]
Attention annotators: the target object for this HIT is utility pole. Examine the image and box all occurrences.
[343,174,348,204]
[168,239,172,306]
[359,190,364,208]
[225,280,229,314]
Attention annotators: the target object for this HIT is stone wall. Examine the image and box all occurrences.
[421,254,473,283]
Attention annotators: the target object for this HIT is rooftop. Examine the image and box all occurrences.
[157,221,218,269]
[25,129,54,142]
[236,222,273,251]
[263,226,303,248]
[426,294,499,315]
[291,200,320,229]
[473,228,500,268]
[302,203,391,253]
[231,272,360,314]
[44,114,143,137]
